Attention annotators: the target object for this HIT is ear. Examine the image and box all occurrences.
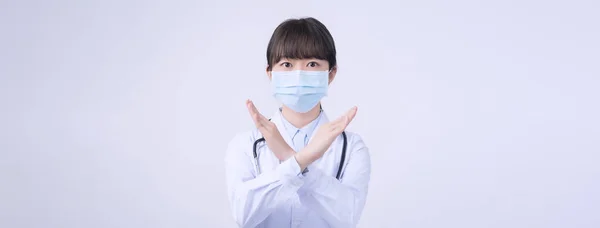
[328,66,338,84]
[266,65,272,80]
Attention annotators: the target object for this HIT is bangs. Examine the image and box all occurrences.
[267,18,336,70]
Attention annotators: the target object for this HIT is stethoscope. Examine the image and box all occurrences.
[253,131,348,180]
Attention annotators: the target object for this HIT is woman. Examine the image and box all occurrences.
[225,17,371,228]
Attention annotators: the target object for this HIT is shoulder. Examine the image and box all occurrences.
[340,131,371,170]
[225,128,263,157]
[227,128,261,144]
[342,131,367,147]
[341,131,370,155]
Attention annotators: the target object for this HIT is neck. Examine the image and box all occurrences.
[281,103,321,128]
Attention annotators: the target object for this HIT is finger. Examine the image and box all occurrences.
[331,113,346,125]
[247,100,266,128]
[247,100,274,136]
[331,106,356,126]
[248,100,269,123]
[247,99,258,116]
[246,100,259,125]
[332,107,357,132]
[339,116,349,130]
[327,121,342,133]
[344,106,358,125]
[257,115,271,129]
[328,116,347,133]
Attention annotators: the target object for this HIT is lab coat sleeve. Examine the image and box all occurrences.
[297,134,371,228]
[225,132,305,228]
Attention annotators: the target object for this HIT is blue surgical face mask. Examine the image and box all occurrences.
[271,70,329,113]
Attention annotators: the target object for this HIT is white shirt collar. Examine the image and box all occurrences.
[270,108,330,144]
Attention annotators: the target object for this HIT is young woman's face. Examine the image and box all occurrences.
[271,58,330,72]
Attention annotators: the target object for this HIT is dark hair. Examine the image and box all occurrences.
[266,17,337,71]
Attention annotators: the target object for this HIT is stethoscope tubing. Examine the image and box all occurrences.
[252,132,347,180]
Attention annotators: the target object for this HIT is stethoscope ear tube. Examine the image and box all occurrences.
[252,132,347,180]
[253,137,266,175]
[253,137,265,159]
[336,132,348,180]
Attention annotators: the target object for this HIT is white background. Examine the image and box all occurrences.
[1,0,599,227]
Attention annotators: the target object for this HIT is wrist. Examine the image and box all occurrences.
[294,152,315,171]
[286,148,296,161]
[277,147,296,162]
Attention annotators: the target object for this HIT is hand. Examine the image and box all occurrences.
[295,106,358,170]
[246,100,294,161]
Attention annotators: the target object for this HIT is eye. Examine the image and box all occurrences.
[307,62,320,67]
[280,62,292,68]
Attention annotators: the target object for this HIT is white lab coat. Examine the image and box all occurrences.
[225,110,371,228]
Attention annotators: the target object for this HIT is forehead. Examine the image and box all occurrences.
[276,58,328,62]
